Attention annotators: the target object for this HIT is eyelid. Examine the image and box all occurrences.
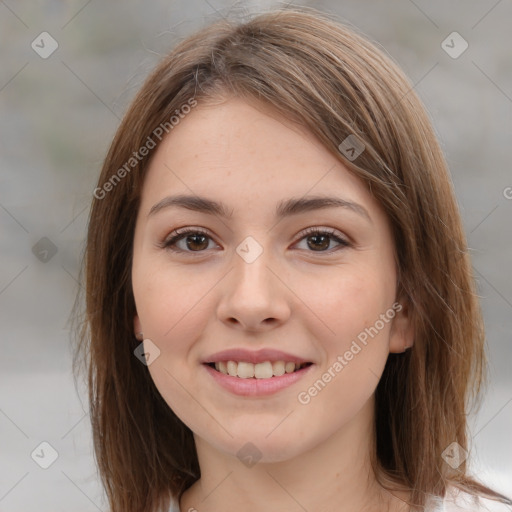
[166,226,211,239]
[297,226,349,243]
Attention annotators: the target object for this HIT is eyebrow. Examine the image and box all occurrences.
[148,194,371,223]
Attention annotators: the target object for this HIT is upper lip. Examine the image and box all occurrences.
[202,348,312,365]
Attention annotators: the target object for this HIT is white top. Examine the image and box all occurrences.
[168,486,512,511]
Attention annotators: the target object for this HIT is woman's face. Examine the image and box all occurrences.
[131,96,412,462]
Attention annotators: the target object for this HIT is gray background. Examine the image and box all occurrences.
[1,1,511,510]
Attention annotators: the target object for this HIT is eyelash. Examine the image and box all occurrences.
[159,226,350,256]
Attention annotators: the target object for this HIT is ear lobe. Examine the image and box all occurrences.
[388,298,415,354]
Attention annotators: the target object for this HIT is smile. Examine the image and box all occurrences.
[203,361,315,397]
[207,360,312,379]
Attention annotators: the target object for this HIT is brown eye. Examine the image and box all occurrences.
[296,228,350,253]
[307,234,331,251]
[182,233,209,251]
[162,228,216,254]
[160,226,350,256]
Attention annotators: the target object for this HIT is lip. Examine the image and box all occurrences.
[202,348,312,365]
[203,362,315,397]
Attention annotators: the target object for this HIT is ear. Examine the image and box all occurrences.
[133,314,143,339]
[388,296,414,353]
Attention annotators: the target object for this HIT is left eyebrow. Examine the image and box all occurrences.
[147,193,372,223]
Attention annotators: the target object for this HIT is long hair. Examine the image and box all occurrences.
[72,6,512,512]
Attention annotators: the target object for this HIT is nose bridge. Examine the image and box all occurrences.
[216,234,290,329]
[231,235,275,298]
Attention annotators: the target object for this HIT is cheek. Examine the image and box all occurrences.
[300,267,395,348]
[293,268,394,405]
[292,273,394,441]
[132,263,213,425]
[133,261,213,342]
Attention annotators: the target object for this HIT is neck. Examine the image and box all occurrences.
[179,397,409,512]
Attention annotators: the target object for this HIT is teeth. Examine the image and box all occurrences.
[272,360,285,376]
[254,361,273,379]
[285,362,296,374]
[237,362,255,379]
[227,361,238,377]
[212,360,307,378]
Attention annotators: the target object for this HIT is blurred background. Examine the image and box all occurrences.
[0,1,511,510]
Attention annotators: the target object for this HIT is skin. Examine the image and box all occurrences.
[132,96,414,512]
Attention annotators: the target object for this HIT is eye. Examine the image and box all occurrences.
[293,227,350,253]
[159,226,350,255]
[160,227,218,254]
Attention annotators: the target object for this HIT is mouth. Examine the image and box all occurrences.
[203,359,315,397]
[204,360,313,379]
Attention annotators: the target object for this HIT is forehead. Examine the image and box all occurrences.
[156,97,330,171]
[139,97,378,221]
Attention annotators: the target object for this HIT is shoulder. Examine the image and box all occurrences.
[435,485,512,512]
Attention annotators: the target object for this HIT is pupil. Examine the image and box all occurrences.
[308,235,329,251]
[187,235,208,251]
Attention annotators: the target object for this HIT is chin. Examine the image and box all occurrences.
[209,428,311,465]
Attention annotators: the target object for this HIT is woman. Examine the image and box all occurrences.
[73,6,512,512]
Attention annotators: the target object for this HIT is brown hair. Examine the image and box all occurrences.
[72,6,512,512]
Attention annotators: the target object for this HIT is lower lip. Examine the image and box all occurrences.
[203,363,314,396]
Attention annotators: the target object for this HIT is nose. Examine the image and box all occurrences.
[216,242,291,333]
